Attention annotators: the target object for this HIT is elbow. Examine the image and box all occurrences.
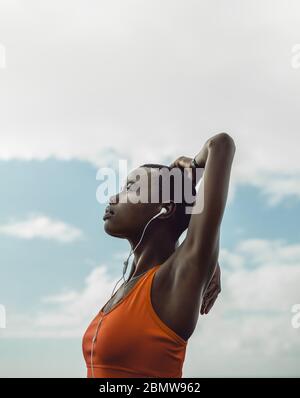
[213,132,235,146]
[209,132,236,153]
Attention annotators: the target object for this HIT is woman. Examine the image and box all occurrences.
[82,132,236,378]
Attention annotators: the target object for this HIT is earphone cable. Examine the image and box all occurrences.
[90,208,164,377]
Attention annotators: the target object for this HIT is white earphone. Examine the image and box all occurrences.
[111,206,168,298]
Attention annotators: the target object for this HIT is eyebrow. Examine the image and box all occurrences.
[127,174,141,182]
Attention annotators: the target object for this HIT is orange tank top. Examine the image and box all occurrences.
[82,264,188,378]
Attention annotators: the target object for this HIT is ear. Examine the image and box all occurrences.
[162,201,177,218]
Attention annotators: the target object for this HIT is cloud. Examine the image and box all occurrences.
[0,214,83,243]
[35,267,114,334]
[185,238,300,376]
[219,247,245,270]
[0,1,300,206]
[2,238,300,376]
[2,265,116,338]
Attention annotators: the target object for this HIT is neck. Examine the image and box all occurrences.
[126,227,177,279]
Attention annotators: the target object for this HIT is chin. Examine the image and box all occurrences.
[103,220,123,238]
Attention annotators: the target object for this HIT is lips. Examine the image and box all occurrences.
[103,206,115,220]
[103,213,113,220]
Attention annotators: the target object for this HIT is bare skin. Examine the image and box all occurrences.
[102,132,235,341]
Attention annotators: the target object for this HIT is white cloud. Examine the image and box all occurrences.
[0,214,83,242]
[219,247,245,270]
[235,238,300,267]
[2,238,300,376]
[185,238,300,376]
[0,1,300,205]
[2,265,116,338]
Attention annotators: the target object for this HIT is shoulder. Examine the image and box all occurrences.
[151,242,204,341]
[155,240,205,293]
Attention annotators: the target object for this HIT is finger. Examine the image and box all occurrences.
[205,295,218,314]
[177,158,191,170]
[204,281,216,294]
[202,297,209,314]
[204,284,215,296]
[203,293,217,313]
[200,301,205,314]
[169,158,181,168]
[200,299,207,315]
[203,287,217,302]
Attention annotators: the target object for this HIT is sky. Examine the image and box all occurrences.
[0,0,300,377]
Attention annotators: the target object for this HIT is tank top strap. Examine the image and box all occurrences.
[125,264,160,309]
[136,264,160,292]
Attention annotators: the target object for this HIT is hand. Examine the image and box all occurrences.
[169,156,195,185]
[200,261,221,315]
[169,155,193,169]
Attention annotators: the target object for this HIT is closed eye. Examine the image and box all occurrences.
[121,181,134,191]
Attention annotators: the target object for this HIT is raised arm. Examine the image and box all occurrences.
[170,132,236,297]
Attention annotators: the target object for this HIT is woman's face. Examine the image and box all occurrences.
[103,167,161,239]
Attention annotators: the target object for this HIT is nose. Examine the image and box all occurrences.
[109,193,119,205]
